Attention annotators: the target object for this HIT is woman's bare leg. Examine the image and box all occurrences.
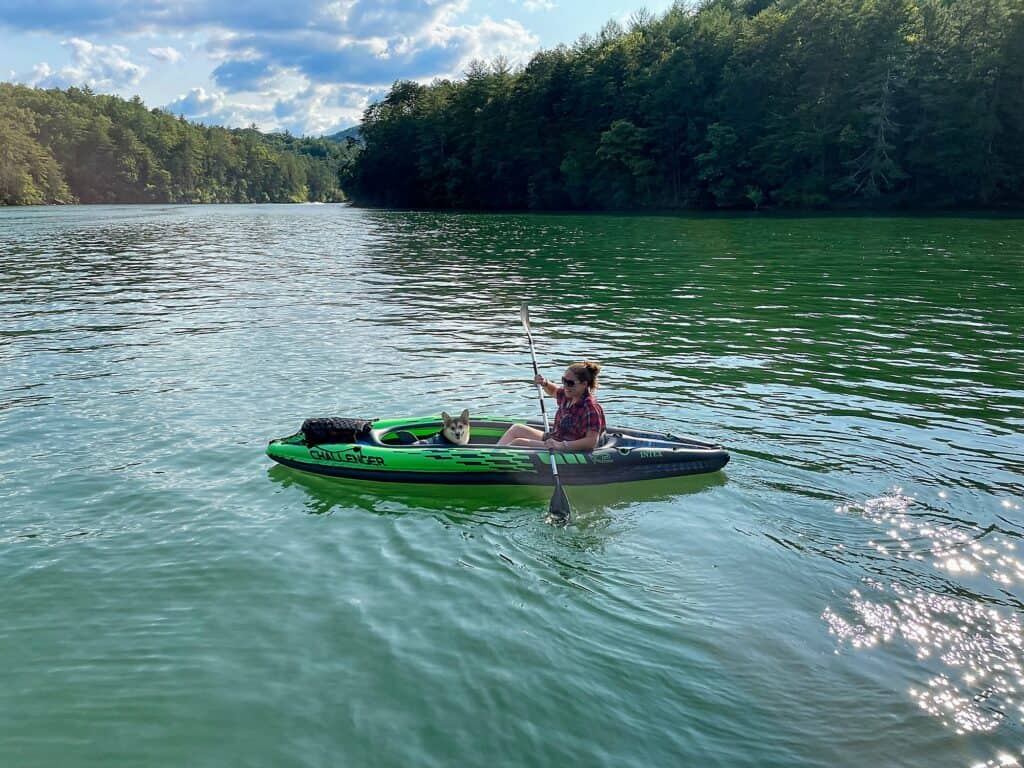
[497,423,544,446]
[505,437,547,448]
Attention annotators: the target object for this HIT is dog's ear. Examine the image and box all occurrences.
[441,411,451,424]
[459,409,469,423]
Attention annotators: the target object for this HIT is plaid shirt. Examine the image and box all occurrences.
[551,388,605,442]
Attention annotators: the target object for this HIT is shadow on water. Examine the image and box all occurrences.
[266,464,726,527]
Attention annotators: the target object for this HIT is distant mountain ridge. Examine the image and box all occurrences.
[325,126,362,144]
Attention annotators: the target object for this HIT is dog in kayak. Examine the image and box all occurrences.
[436,410,471,445]
[398,410,471,446]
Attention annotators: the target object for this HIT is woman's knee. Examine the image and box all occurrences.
[499,423,542,446]
[498,423,527,445]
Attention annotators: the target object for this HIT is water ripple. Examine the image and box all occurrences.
[1,206,1023,767]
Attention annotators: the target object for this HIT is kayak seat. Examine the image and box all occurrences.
[395,431,419,445]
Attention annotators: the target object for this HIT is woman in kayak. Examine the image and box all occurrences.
[497,361,606,451]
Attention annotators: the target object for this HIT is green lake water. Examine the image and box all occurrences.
[1,205,1022,767]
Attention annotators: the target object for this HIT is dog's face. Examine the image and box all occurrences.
[440,409,471,445]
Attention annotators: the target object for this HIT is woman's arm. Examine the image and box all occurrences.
[534,374,558,397]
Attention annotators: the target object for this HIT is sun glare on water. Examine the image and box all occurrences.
[823,490,1024,744]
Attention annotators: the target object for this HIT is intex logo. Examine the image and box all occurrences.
[309,447,385,466]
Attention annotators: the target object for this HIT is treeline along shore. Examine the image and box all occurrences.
[2,0,1021,211]
[351,0,1024,211]
[0,83,358,205]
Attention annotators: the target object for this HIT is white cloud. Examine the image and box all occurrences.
[182,10,539,133]
[17,37,147,91]
[163,86,276,130]
[4,1,548,134]
[277,83,376,135]
[439,17,539,65]
[164,86,229,119]
[339,0,468,38]
[207,14,538,89]
[163,81,375,136]
[147,46,182,63]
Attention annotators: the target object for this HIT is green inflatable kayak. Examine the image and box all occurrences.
[266,416,729,486]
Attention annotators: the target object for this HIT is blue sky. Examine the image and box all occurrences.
[1,0,675,136]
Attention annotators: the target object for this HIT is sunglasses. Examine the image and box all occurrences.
[562,378,581,387]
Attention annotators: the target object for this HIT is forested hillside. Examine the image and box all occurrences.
[351,0,1024,210]
[0,84,357,205]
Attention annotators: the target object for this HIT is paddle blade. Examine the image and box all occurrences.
[520,304,530,332]
[547,479,572,525]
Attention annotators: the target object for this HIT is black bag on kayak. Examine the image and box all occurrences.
[301,417,374,446]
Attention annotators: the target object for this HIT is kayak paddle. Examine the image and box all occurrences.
[520,304,572,525]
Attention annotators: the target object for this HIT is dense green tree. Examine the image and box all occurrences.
[0,83,357,206]
[596,119,657,206]
[0,104,71,205]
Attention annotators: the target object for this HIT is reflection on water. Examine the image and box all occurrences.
[825,491,1024,744]
[268,463,547,524]
[267,463,726,524]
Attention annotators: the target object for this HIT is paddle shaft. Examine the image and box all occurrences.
[523,325,551,434]
[521,307,565,486]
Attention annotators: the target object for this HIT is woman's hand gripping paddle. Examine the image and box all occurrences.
[521,304,572,525]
